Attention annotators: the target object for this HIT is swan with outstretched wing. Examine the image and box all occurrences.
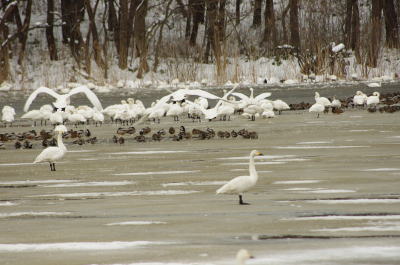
[135,86,237,124]
[24,86,103,112]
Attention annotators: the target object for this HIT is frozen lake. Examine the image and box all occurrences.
[1,84,400,265]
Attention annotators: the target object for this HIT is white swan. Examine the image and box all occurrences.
[367,92,380,106]
[1,106,15,125]
[232,87,272,106]
[353,91,367,107]
[24,86,103,112]
[331,97,342,108]
[34,125,68,171]
[272,99,290,114]
[314,92,331,107]
[186,85,238,121]
[309,102,325,118]
[216,150,264,205]
[236,249,254,265]
[21,109,44,126]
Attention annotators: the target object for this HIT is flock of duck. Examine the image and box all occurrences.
[112,125,258,144]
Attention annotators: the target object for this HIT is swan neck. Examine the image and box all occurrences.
[249,154,258,178]
[57,131,66,150]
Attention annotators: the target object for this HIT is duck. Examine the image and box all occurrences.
[33,125,68,171]
[217,150,264,205]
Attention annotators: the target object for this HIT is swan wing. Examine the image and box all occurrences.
[216,176,255,194]
[24,87,60,112]
[254,92,272,101]
[232,92,250,101]
[181,89,221,100]
[67,86,103,111]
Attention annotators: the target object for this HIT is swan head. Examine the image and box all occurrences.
[250,150,263,157]
[236,249,254,264]
[54,125,68,134]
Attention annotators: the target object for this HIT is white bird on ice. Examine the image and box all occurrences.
[34,125,68,171]
[216,150,264,205]
[309,102,325,118]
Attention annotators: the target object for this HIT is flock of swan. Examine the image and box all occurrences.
[1,84,389,127]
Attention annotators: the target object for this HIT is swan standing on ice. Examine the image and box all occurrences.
[309,102,325,118]
[236,249,255,265]
[24,86,103,112]
[217,150,264,205]
[1,106,16,126]
[314,92,331,107]
[272,99,290,114]
[34,125,68,171]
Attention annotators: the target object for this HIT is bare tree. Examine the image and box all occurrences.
[252,0,262,28]
[383,0,399,48]
[46,0,58,61]
[189,0,205,46]
[261,0,277,50]
[368,0,383,67]
[235,0,241,25]
[0,2,18,83]
[17,0,32,65]
[289,0,300,49]
[135,0,149,78]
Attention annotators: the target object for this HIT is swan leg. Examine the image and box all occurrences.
[239,195,250,205]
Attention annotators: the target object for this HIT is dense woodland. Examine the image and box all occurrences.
[0,0,399,88]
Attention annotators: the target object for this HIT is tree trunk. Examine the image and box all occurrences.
[46,0,58,60]
[0,2,17,83]
[207,0,225,83]
[118,0,129,69]
[289,0,300,50]
[281,3,290,44]
[368,0,383,67]
[85,0,105,69]
[18,0,32,65]
[344,0,353,47]
[134,0,148,78]
[252,0,262,28]
[383,0,399,48]
[351,0,360,60]
[218,0,226,40]
[262,0,276,47]
[190,0,205,46]
[235,0,241,25]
